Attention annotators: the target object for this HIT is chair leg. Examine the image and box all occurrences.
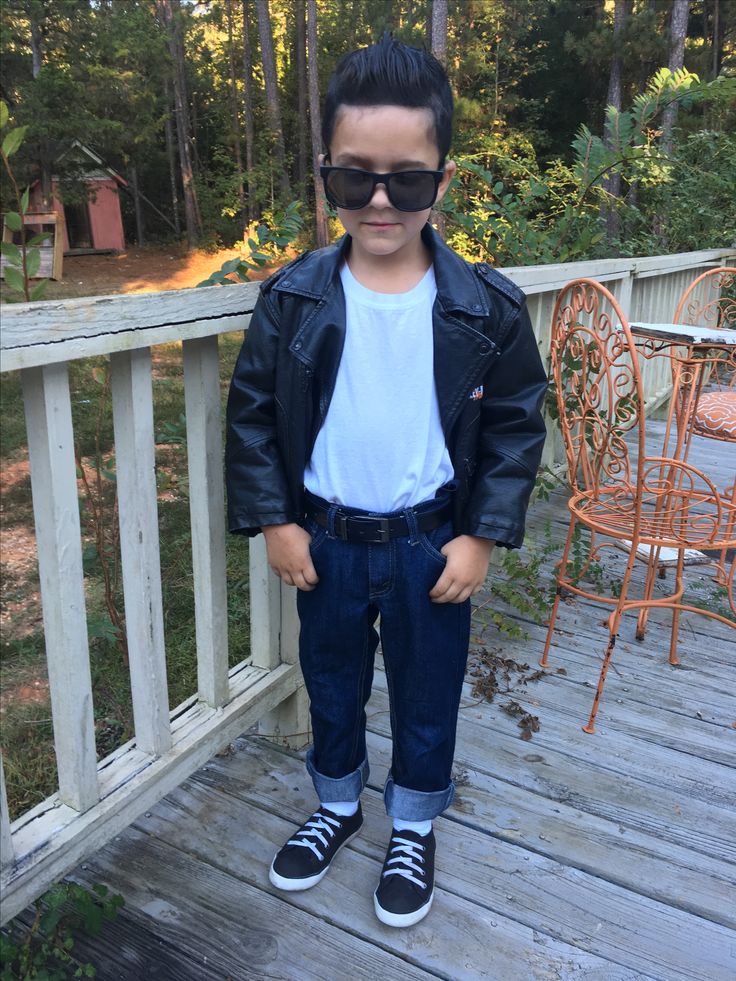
[583,630,616,734]
[636,545,661,641]
[540,516,578,668]
[668,547,686,666]
[582,534,640,734]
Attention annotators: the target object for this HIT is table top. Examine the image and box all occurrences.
[629,321,736,346]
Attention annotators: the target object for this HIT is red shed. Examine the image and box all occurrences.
[29,141,127,253]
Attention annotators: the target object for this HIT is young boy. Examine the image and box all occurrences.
[226,36,547,928]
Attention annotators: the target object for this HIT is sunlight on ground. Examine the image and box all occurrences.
[117,246,245,293]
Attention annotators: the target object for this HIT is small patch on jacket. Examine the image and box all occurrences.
[469,385,484,401]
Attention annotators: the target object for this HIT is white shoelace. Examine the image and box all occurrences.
[286,811,342,861]
[382,835,427,889]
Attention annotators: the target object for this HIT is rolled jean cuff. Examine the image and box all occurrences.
[384,774,455,821]
[305,748,369,803]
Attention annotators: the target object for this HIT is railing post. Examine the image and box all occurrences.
[1,755,13,871]
[618,264,634,315]
[250,537,311,749]
[182,336,229,707]
[21,364,99,812]
[110,348,172,757]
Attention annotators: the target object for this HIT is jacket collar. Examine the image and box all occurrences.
[273,224,491,318]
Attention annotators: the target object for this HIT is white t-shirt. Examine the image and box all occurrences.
[304,262,454,512]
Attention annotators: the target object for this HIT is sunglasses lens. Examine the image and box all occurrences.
[322,168,441,211]
[388,172,438,211]
[324,170,374,209]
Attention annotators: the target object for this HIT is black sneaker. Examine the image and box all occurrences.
[374,828,435,927]
[268,805,363,891]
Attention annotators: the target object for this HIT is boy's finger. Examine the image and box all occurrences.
[430,573,459,603]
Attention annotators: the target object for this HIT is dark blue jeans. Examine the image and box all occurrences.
[296,502,470,822]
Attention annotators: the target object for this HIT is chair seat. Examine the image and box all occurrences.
[693,391,736,441]
[570,487,736,550]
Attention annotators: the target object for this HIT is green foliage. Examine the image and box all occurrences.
[445,69,735,266]
[0,881,124,980]
[2,0,734,252]
[1,101,49,301]
[474,522,558,642]
[197,201,304,286]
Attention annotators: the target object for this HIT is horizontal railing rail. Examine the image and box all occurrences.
[0,246,733,923]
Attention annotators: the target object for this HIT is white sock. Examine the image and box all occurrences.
[322,799,359,817]
[393,818,432,837]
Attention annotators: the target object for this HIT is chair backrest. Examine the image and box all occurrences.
[550,279,646,496]
[673,266,736,330]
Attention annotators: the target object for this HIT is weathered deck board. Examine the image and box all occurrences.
[72,828,437,981]
[189,738,733,979]
[194,735,735,931]
[368,682,735,864]
[101,780,648,980]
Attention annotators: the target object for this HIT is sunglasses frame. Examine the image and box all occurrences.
[319,164,445,212]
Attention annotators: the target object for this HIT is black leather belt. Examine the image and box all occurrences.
[305,493,453,544]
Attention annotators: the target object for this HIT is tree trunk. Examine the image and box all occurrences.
[712,0,720,78]
[602,0,631,238]
[255,0,290,199]
[295,0,308,191]
[157,0,201,247]
[226,0,246,229]
[661,0,690,157]
[163,77,181,236]
[242,0,257,221]
[27,1,52,208]
[130,164,145,246]
[430,0,449,239]
[431,0,448,65]
[307,0,329,248]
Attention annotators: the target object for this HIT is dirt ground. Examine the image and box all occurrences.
[1,243,284,302]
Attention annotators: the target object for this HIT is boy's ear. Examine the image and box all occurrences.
[318,152,326,166]
[435,159,456,205]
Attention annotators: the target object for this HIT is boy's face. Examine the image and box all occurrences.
[323,105,455,266]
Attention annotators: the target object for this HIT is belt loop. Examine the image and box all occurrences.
[403,506,421,545]
[326,504,339,538]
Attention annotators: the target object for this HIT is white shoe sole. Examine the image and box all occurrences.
[374,889,434,928]
[268,827,362,891]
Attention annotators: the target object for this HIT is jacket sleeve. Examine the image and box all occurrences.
[462,301,548,548]
[225,289,299,536]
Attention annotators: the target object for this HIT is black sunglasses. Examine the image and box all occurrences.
[320,165,445,212]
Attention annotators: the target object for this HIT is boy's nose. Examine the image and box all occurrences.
[368,182,392,208]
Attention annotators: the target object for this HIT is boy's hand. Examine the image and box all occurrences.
[429,535,495,604]
[262,523,319,591]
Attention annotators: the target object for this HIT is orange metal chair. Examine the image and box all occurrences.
[540,278,736,733]
[673,266,736,440]
[672,266,735,583]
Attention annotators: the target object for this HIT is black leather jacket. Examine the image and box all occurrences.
[226,224,547,548]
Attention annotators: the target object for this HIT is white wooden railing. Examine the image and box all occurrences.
[0,246,732,923]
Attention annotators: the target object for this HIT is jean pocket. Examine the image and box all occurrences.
[305,516,328,554]
[419,520,454,564]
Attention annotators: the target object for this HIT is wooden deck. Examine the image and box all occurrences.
[69,422,735,980]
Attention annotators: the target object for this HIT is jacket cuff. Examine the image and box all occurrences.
[460,518,524,550]
[228,509,300,536]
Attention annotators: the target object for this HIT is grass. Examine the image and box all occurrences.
[0,331,250,820]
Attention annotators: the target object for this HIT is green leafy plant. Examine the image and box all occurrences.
[0,881,124,980]
[444,68,724,267]
[197,201,304,287]
[0,100,49,302]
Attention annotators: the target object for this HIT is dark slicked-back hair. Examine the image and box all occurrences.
[322,35,454,164]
